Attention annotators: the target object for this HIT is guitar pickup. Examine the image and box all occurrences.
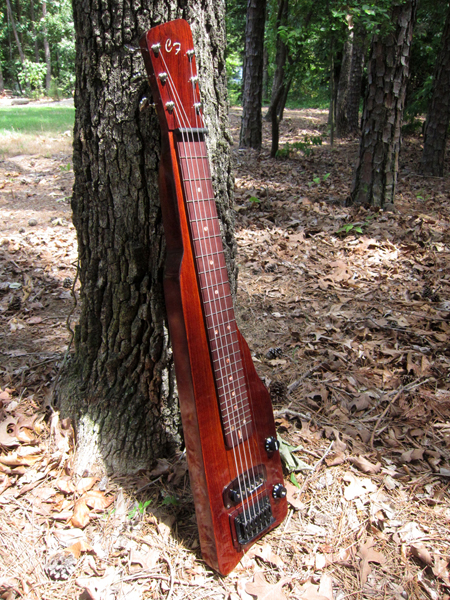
[233,495,274,547]
[223,465,266,509]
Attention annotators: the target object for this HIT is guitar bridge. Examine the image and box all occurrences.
[223,465,266,508]
[233,495,274,546]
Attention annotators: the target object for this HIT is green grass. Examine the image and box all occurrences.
[0,105,75,135]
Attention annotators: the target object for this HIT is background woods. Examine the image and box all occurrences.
[1,0,450,597]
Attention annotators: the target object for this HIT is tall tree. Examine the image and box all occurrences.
[42,0,51,91]
[5,0,24,63]
[420,4,450,177]
[346,23,367,135]
[56,0,235,475]
[335,19,353,138]
[239,0,267,149]
[350,0,418,208]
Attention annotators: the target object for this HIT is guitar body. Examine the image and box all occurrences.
[140,20,287,575]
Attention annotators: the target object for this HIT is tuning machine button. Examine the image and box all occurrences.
[272,483,287,500]
[265,436,279,453]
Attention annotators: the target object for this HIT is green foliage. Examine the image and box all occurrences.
[128,499,152,519]
[337,214,374,236]
[0,0,75,95]
[161,494,179,507]
[18,60,47,98]
[249,196,260,204]
[276,134,323,158]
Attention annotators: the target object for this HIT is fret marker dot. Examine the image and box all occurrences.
[231,391,235,397]
[229,376,233,381]
[204,226,208,232]
[227,359,230,364]
[215,330,218,335]
[198,187,201,193]
[215,290,219,295]
[227,326,231,331]
[210,260,214,265]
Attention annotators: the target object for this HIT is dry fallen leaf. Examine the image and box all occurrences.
[400,448,424,463]
[76,477,98,494]
[349,455,381,474]
[357,537,386,586]
[285,481,305,510]
[432,555,450,585]
[66,539,94,559]
[409,542,433,566]
[343,472,377,501]
[71,498,90,528]
[84,490,114,511]
[247,542,284,567]
[245,572,291,600]
[130,548,160,570]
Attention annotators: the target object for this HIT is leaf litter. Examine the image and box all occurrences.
[0,108,450,598]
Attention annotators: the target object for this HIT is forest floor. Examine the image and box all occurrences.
[0,106,450,599]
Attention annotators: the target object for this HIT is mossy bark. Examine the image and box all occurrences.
[56,0,235,475]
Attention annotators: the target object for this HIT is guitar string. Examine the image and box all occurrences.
[156,48,253,520]
[186,57,268,524]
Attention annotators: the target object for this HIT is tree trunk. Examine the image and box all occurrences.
[55,0,235,476]
[350,0,418,208]
[29,0,40,62]
[420,5,450,177]
[336,29,353,138]
[42,1,52,92]
[5,0,25,64]
[265,0,288,124]
[239,0,267,149]
[347,24,367,135]
[0,62,4,93]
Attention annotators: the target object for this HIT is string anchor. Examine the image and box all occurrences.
[151,43,161,56]
[165,101,175,113]
[186,49,195,60]
[158,72,168,84]
[194,102,202,114]
[190,75,199,84]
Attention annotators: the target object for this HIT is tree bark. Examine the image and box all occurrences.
[29,0,40,63]
[42,1,52,92]
[347,24,366,135]
[420,5,450,177]
[56,0,235,476]
[336,29,353,138]
[239,0,267,149]
[350,0,418,208]
[5,0,25,64]
[265,0,288,124]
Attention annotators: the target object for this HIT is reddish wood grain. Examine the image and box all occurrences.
[140,19,287,576]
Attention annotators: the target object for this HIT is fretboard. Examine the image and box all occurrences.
[176,133,253,448]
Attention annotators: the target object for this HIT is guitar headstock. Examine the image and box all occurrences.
[140,19,203,132]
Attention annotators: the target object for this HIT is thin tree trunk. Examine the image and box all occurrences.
[350,0,418,208]
[420,5,450,177]
[347,24,366,135]
[329,38,335,148]
[265,0,288,123]
[5,0,25,64]
[56,0,235,476]
[0,62,4,93]
[30,0,40,62]
[336,27,353,138]
[239,0,267,149]
[42,1,51,92]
